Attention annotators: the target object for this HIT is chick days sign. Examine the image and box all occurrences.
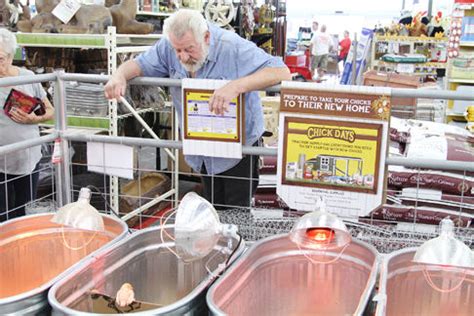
[277,82,391,217]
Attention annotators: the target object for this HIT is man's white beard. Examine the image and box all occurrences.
[181,43,209,73]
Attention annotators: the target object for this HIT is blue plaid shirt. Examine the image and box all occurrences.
[136,23,285,175]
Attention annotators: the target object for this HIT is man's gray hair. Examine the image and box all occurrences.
[0,28,17,56]
[163,9,208,42]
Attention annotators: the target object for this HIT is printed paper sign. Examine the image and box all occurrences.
[396,63,415,73]
[184,89,241,142]
[282,117,382,194]
[277,82,391,217]
[87,142,134,180]
[182,79,243,159]
[52,0,81,24]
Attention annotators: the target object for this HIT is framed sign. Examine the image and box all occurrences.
[282,117,383,194]
[277,82,391,217]
[183,88,243,142]
[182,79,244,159]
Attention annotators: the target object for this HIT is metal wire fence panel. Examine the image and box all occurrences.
[3,132,471,253]
[1,72,473,255]
[0,138,57,222]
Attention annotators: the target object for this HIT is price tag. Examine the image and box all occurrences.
[52,0,81,24]
[396,63,415,73]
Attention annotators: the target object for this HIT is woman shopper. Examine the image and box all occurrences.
[0,28,54,222]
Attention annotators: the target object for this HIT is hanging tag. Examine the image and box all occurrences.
[52,138,62,164]
[52,0,81,24]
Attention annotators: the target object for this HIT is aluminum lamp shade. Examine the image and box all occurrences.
[413,218,474,268]
[174,192,222,262]
[289,209,351,250]
[51,187,105,232]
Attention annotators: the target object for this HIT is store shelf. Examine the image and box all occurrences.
[115,33,162,46]
[449,78,474,84]
[372,60,447,68]
[460,41,474,47]
[117,107,166,119]
[42,116,109,129]
[370,36,448,79]
[374,35,448,43]
[40,126,106,135]
[15,32,162,48]
[15,32,106,48]
[446,110,466,118]
[137,10,173,17]
[446,4,474,124]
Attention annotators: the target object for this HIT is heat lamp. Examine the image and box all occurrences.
[413,218,473,268]
[51,187,105,232]
[412,218,473,293]
[174,192,239,262]
[289,201,351,250]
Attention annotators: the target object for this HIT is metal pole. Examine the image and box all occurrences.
[351,33,358,85]
[428,0,433,20]
[61,133,474,173]
[0,134,58,155]
[107,26,120,214]
[54,70,72,206]
[174,110,180,210]
[0,73,56,87]
[60,73,283,91]
[57,73,474,100]
[119,97,175,161]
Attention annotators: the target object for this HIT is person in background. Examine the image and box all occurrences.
[310,24,333,81]
[309,20,319,78]
[311,20,318,38]
[104,9,291,210]
[339,30,351,65]
[0,28,54,222]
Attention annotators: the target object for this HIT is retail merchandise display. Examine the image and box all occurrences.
[368,117,474,226]
[14,0,154,34]
[0,1,473,315]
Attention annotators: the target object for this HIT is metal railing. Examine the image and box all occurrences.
[0,72,473,252]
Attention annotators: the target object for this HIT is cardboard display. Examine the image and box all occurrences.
[277,82,391,217]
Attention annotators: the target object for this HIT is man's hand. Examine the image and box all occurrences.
[104,74,127,100]
[10,108,39,124]
[209,81,241,115]
[104,60,143,100]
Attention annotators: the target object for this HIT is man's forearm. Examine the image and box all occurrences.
[115,60,143,80]
[232,67,292,94]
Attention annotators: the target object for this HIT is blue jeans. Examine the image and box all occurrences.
[0,164,40,222]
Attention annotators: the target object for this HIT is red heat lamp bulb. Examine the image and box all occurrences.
[305,227,335,244]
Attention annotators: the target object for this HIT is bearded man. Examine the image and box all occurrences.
[105,9,291,209]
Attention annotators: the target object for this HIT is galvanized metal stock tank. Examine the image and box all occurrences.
[207,234,379,316]
[0,213,128,315]
[375,248,474,316]
[48,225,245,315]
